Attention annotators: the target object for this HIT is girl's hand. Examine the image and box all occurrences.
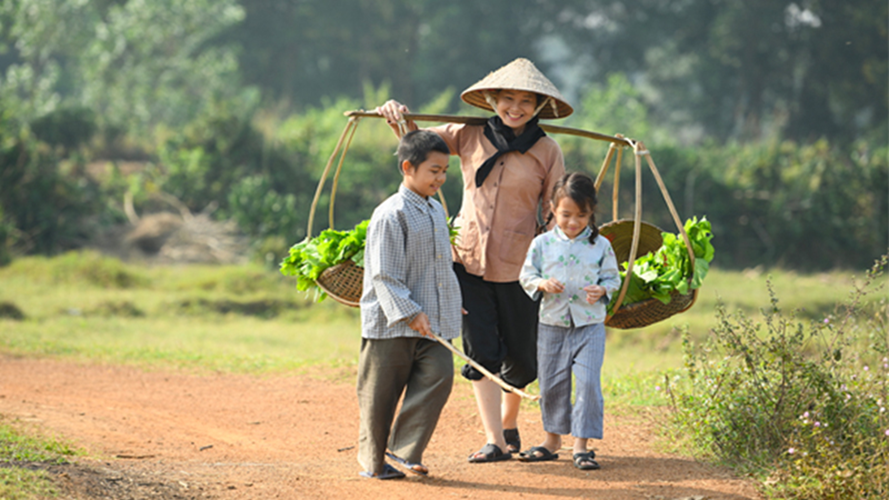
[583,285,606,304]
[539,278,565,294]
[375,100,417,137]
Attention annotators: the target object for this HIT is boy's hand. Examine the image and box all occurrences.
[408,312,435,338]
[538,278,565,294]
[583,285,606,304]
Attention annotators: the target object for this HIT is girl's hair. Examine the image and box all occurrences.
[548,171,599,244]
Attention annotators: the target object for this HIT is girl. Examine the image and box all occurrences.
[377,58,571,463]
[517,172,621,470]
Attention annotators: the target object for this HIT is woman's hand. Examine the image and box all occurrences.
[375,100,417,137]
[538,278,565,294]
[583,285,606,305]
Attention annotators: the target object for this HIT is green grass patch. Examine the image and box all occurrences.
[0,420,80,500]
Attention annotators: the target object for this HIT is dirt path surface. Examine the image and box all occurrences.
[0,355,763,499]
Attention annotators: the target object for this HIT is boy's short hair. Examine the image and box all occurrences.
[397,130,450,172]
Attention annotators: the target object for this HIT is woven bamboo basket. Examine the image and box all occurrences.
[316,260,364,307]
[598,219,698,329]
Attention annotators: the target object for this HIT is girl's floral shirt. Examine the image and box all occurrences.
[519,226,621,327]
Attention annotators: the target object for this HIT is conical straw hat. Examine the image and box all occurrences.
[461,58,573,119]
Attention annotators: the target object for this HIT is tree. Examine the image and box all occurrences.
[0,0,253,143]
[549,0,888,143]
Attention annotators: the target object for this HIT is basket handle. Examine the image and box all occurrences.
[306,116,361,238]
[606,140,697,314]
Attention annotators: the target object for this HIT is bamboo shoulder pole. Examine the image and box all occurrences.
[344,110,634,146]
[430,333,540,401]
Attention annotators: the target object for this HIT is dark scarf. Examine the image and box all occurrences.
[475,115,547,187]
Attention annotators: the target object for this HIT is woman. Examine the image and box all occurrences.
[376,58,573,463]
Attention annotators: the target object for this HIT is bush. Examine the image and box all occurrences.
[667,254,889,498]
[39,251,149,289]
[0,128,109,256]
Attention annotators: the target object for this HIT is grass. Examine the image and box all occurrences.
[0,419,79,500]
[2,251,877,377]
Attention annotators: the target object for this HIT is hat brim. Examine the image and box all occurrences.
[460,58,573,119]
[461,88,573,120]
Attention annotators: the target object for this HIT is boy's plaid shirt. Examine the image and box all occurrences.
[360,185,462,340]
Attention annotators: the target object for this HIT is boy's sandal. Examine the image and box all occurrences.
[503,428,521,454]
[467,443,512,463]
[517,446,559,462]
[573,451,600,470]
[385,451,429,476]
[359,463,406,479]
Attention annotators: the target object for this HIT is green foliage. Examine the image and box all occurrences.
[667,254,889,499]
[28,106,97,152]
[228,176,300,241]
[79,0,253,142]
[610,217,714,311]
[586,137,888,271]
[280,220,368,301]
[0,130,106,255]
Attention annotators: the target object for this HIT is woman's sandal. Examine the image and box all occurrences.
[468,443,512,463]
[503,428,521,454]
[573,451,600,470]
[517,446,559,462]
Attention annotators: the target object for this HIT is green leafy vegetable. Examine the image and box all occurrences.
[607,216,715,313]
[279,220,369,301]
[280,219,459,301]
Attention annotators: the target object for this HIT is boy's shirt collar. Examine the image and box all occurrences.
[399,184,432,211]
[553,225,592,242]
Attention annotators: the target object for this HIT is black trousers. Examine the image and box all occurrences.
[454,263,539,389]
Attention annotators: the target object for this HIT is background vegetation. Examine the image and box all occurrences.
[0,0,886,270]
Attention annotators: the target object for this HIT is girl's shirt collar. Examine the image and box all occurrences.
[553,225,592,242]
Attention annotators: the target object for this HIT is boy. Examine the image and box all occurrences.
[357,130,462,479]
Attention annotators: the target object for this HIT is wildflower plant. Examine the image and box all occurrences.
[666,254,888,499]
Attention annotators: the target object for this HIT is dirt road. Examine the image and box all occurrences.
[0,355,763,499]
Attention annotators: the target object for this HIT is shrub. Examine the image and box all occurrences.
[46,251,149,289]
[667,254,889,499]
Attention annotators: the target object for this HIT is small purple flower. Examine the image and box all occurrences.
[885,429,889,437]
[823,318,830,324]
[814,422,821,427]
[655,385,661,392]
[864,365,870,372]
[787,447,796,454]
[803,411,810,418]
